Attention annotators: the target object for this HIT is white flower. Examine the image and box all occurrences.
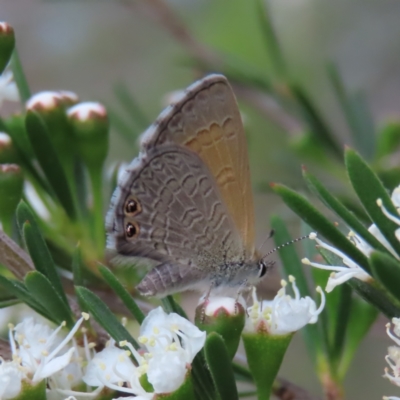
[10,314,88,383]
[139,306,206,364]
[302,185,400,292]
[302,232,371,293]
[81,307,205,398]
[82,339,152,399]
[245,276,325,335]
[0,70,19,108]
[138,307,205,393]
[383,319,400,399]
[0,359,26,399]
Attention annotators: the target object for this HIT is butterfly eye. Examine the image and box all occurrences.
[125,197,141,215]
[258,261,268,278]
[126,221,140,239]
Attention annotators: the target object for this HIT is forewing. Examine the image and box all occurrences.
[140,74,255,258]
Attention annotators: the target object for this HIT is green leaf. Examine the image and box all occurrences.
[192,351,217,400]
[345,148,400,257]
[11,49,31,103]
[114,82,149,130]
[271,183,371,273]
[25,111,76,219]
[204,333,238,400]
[255,0,286,79]
[16,201,69,308]
[338,298,378,378]
[376,121,400,160]
[369,251,400,304]
[98,265,145,324]
[71,244,83,286]
[232,362,253,382]
[24,271,74,327]
[290,85,342,160]
[303,168,389,255]
[331,284,352,366]
[162,295,188,319]
[0,275,50,318]
[327,63,375,160]
[0,297,20,308]
[75,286,139,350]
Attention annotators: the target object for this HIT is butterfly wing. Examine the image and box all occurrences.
[140,74,255,258]
[106,144,245,295]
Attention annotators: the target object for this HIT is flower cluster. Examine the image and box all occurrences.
[0,307,205,400]
[302,185,400,292]
[1,313,88,400]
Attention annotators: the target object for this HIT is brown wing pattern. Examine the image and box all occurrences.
[106,145,244,269]
[140,75,255,258]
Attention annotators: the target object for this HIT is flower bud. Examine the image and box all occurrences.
[195,296,245,359]
[0,164,23,226]
[0,22,15,73]
[0,132,18,163]
[4,114,34,159]
[67,102,109,169]
[26,91,78,172]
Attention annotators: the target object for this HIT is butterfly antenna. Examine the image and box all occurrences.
[257,229,275,253]
[261,234,310,260]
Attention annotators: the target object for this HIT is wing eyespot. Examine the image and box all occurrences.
[125,197,142,216]
[125,221,140,239]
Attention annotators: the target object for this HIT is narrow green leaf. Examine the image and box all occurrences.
[327,63,375,160]
[369,251,400,304]
[25,111,76,219]
[17,201,69,308]
[303,168,389,255]
[204,333,238,400]
[290,85,342,160]
[0,297,20,308]
[161,295,188,319]
[338,298,378,379]
[331,284,352,366]
[232,362,253,382]
[98,265,145,324]
[11,49,31,103]
[25,271,74,327]
[345,148,400,257]
[255,0,286,79]
[71,244,83,286]
[0,275,48,317]
[376,121,400,160]
[192,351,217,400]
[114,82,149,130]
[75,286,139,350]
[271,183,371,273]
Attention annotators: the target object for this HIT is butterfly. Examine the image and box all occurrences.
[106,74,271,297]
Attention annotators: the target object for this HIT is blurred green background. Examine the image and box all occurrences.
[3,0,400,398]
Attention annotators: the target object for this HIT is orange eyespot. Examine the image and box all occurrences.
[126,221,140,238]
[125,197,141,215]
